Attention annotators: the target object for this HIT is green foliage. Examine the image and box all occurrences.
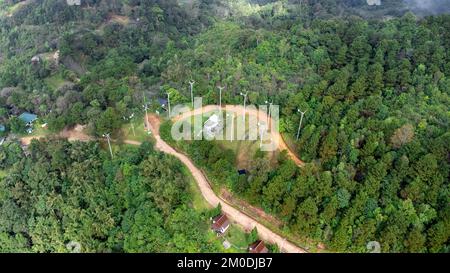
[0,140,221,253]
[0,0,449,253]
[209,203,222,219]
[247,227,259,245]
[159,13,450,253]
[8,117,26,134]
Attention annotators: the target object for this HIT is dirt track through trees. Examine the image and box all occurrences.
[20,109,307,253]
[147,106,307,253]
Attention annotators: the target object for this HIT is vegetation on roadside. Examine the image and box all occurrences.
[0,139,226,252]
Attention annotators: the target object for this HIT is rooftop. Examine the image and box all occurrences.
[19,112,38,124]
[158,98,168,106]
[238,169,247,175]
[204,114,223,138]
[205,114,220,128]
[249,240,269,254]
[0,124,5,132]
[211,214,230,230]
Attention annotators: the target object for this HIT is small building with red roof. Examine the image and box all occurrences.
[211,214,230,235]
[248,240,269,254]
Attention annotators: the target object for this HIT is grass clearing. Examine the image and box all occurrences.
[223,225,249,252]
[29,122,49,137]
[121,117,151,143]
[177,112,277,169]
[204,225,249,253]
[45,74,68,91]
[216,139,265,169]
[16,120,50,139]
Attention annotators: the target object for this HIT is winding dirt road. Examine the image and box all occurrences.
[20,106,306,253]
[147,108,307,253]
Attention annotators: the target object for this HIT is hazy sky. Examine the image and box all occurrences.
[403,0,450,14]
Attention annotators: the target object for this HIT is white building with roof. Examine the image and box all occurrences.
[203,114,223,139]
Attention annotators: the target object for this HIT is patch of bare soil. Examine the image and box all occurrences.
[60,124,92,142]
[20,124,92,145]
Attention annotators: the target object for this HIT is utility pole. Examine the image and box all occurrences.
[123,113,136,136]
[129,113,136,136]
[265,100,273,128]
[189,80,195,108]
[240,92,248,123]
[103,133,113,159]
[167,91,171,117]
[218,86,224,109]
[296,109,307,141]
[227,113,234,142]
[142,91,149,132]
[258,122,266,148]
[143,104,149,131]
[231,113,234,142]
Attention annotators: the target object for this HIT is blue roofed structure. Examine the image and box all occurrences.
[158,98,168,105]
[0,124,5,132]
[158,98,168,111]
[19,112,38,125]
[238,169,248,175]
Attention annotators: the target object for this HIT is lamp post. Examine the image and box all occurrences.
[189,80,195,108]
[258,122,266,148]
[218,86,224,109]
[227,113,234,142]
[102,133,113,159]
[265,100,273,128]
[296,109,307,141]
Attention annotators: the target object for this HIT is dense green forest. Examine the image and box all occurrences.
[159,10,450,252]
[0,139,224,252]
[0,0,449,253]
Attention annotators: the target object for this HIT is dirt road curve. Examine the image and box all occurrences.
[147,114,307,253]
[20,110,306,252]
[172,105,304,166]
